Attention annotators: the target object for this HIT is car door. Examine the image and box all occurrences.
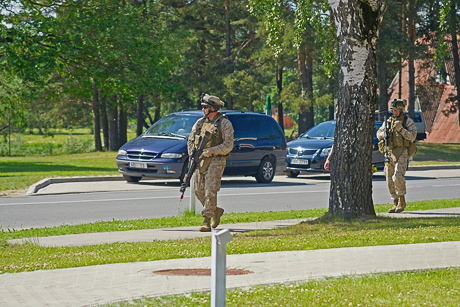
[256,116,286,165]
[225,114,260,175]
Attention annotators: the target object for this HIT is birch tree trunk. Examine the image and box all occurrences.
[328,0,387,218]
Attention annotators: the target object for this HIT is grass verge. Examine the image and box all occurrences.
[1,199,459,275]
[0,152,118,193]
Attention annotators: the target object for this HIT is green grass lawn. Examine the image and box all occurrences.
[411,142,460,165]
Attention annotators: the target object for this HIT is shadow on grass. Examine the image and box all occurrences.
[302,214,460,231]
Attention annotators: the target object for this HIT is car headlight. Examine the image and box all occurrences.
[118,149,127,155]
[160,153,183,159]
[319,147,332,157]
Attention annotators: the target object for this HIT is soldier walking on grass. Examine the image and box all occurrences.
[187,94,234,232]
[377,99,417,213]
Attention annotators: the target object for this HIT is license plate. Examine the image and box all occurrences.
[129,161,148,169]
[291,158,309,166]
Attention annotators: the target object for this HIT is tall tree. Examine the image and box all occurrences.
[327,0,387,218]
[249,0,387,217]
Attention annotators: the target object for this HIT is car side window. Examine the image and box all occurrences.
[258,117,282,140]
[228,115,256,140]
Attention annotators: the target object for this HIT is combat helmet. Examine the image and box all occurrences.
[390,99,406,111]
[201,94,224,110]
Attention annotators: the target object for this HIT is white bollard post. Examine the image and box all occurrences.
[189,173,196,213]
[211,229,232,307]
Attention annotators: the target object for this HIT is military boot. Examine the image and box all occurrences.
[211,208,224,229]
[199,217,211,232]
[388,198,398,213]
[395,195,406,213]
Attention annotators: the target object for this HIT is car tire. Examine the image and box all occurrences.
[123,175,141,183]
[179,161,189,184]
[287,170,300,178]
[255,157,275,183]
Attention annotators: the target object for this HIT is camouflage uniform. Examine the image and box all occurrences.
[187,112,234,222]
[377,108,417,212]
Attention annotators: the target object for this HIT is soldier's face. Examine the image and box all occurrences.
[202,105,210,115]
[392,109,401,116]
[202,105,216,117]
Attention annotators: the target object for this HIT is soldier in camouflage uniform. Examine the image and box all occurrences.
[187,94,234,232]
[377,99,417,213]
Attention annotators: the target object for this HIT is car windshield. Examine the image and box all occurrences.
[301,121,335,139]
[143,114,199,139]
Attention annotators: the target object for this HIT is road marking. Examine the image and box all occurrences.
[0,190,329,207]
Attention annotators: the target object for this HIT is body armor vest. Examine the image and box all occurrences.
[194,113,228,156]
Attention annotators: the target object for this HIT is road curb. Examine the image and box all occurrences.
[408,164,460,171]
[26,176,124,195]
[25,164,460,195]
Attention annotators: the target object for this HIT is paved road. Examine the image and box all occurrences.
[1,167,460,230]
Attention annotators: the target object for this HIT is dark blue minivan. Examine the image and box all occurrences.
[116,110,287,183]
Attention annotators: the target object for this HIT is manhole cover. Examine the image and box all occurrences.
[153,268,253,276]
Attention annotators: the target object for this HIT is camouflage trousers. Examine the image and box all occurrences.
[384,147,409,201]
[194,164,226,218]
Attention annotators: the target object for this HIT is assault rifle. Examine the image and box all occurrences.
[180,130,212,200]
[384,115,390,166]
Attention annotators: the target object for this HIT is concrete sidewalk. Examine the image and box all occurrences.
[8,219,314,247]
[8,208,460,247]
[2,208,460,307]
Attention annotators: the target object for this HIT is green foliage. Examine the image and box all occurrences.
[223,71,265,111]
[248,0,337,76]
[1,0,181,137]
[248,0,287,57]
[0,0,458,151]
[434,1,452,70]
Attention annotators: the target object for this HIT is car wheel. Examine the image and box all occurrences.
[255,157,275,183]
[287,170,300,178]
[123,175,141,183]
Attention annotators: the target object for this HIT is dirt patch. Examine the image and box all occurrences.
[0,188,27,197]
[153,268,254,276]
